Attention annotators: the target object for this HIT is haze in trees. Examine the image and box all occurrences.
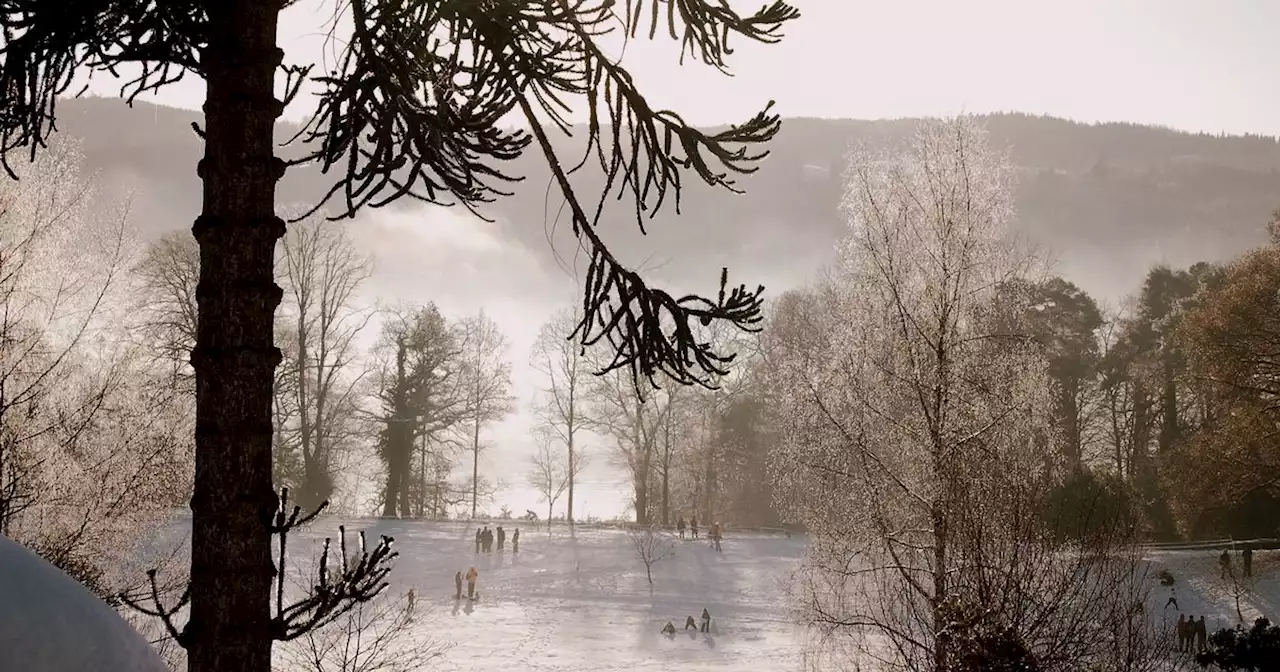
[0,2,798,668]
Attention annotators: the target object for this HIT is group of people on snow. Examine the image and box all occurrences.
[474,525,519,554]
[1175,614,1208,654]
[675,516,724,551]
[661,608,713,636]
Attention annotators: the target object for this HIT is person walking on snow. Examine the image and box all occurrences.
[465,566,478,599]
[454,571,463,600]
[1243,546,1254,578]
[474,528,482,554]
[497,526,506,552]
[690,516,699,539]
[1219,549,1231,579]
[700,608,712,633]
[512,528,520,554]
[1194,616,1207,652]
[677,516,687,539]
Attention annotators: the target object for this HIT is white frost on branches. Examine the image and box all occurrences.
[767,117,1153,671]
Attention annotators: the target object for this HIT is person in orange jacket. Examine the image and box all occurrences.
[465,566,478,599]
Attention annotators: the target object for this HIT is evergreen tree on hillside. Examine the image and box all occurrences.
[0,2,798,670]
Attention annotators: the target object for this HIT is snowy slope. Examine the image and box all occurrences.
[1143,548,1280,635]
[282,520,810,672]
[0,534,170,672]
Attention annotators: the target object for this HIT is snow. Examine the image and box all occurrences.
[1142,547,1280,634]
[0,534,170,672]
[289,520,810,672]
[28,512,1277,672]
[271,521,1280,671]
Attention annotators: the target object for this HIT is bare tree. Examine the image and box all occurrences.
[454,310,513,519]
[277,216,375,512]
[131,232,199,393]
[627,525,675,589]
[530,307,597,525]
[528,428,588,528]
[769,117,1155,671]
[587,364,675,525]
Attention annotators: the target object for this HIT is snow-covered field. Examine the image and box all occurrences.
[120,518,1280,671]
[291,520,810,672]
[1143,547,1280,635]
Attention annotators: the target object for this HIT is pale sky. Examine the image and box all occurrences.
[86,0,1280,520]
[99,0,1280,136]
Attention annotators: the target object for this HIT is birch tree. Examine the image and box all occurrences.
[456,310,513,519]
[769,117,1154,671]
[530,307,596,525]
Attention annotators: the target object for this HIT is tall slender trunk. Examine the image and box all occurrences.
[661,412,671,527]
[189,3,285,671]
[295,313,314,506]
[470,350,482,519]
[566,384,576,526]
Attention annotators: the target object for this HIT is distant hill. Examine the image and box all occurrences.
[49,97,1280,301]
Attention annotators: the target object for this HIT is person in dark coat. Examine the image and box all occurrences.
[1194,616,1207,653]
[497,526,506,552]
[677,516,687,539]
[684,615,698,630]
[690,516,699,540]
[512,528,520,554]
[454,571,463,600]
[1175,614,1187,652]
[1220,549,1231,579]
[700,608,711,633]
[661,621,676,636]
[1243,546,1254,578]
[475,528,482,554]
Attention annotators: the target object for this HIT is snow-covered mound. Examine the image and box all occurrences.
[288,520,809,672]
[0,534,169,672]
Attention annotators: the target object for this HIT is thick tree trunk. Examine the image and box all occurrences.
[188,3,285,671]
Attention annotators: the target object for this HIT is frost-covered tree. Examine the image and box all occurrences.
[769,117,1154,671]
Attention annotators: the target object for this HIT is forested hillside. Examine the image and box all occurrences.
[57,97,1280,301]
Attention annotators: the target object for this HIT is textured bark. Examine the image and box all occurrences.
[188,3,285,671]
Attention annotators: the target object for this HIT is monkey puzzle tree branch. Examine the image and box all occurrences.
[291,0,796,393]
[268,486,397,643]
[0,0,205,175]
